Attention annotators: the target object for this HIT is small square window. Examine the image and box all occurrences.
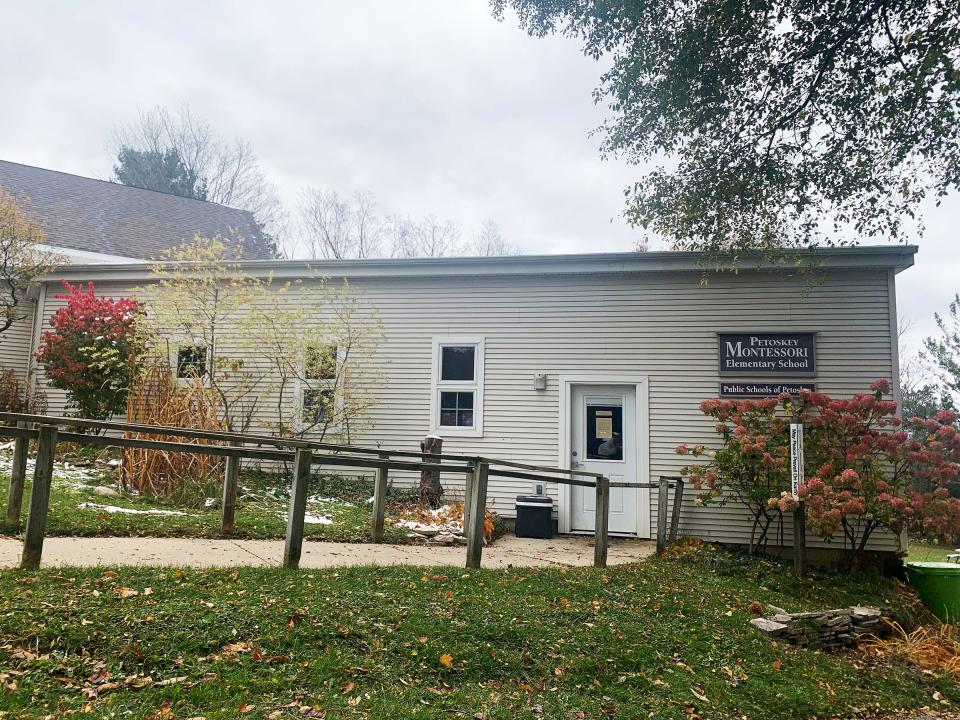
[177,346,207,379]
[305,345,337,380]
[440,391,474,427]
[440,346,475,382]
[303,388,333,424]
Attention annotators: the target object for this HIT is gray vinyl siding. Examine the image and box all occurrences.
[0,302,35,378]
[29,265,900,551]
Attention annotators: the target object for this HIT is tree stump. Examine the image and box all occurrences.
[420,435,444,508]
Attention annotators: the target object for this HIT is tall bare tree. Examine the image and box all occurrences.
[395,216,463,258]
[111,105,285,247]
[299,188,383,259]
[297,189,517,260]
[0,188,60,334]
[470,220,519,257]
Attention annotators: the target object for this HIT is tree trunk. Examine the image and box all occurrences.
[420,435,444,508]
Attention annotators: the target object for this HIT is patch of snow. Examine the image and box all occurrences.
[307,495,351,505]
[280,511,333,525]
[0,453,107,490]
[77,502,191,517]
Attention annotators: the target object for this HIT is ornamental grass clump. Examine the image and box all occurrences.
[678,379,960,566]
[121,356,224,496]
[865,622,960,678]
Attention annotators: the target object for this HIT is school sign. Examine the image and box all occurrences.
[718,333,816,375]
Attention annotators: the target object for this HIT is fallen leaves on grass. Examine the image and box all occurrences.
[439,654,454,669]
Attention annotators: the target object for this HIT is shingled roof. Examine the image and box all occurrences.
[0,160,273,260]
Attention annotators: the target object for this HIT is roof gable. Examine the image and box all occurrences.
[0,160,273,261]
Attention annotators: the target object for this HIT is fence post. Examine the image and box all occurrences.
[669,477,684,543]
[793,501,807,577]
[221,441,241,535]
[594,475,610,568]
[371,459,389,542]
[462,461,475,536]
[4,422,30,529]
[284,448,312,569]
[420,435,443,507]
[21,425,57,570]
[656,476,669,555]
[465,461,489,569]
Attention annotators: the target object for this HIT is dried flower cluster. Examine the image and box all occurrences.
[677,379,960,563]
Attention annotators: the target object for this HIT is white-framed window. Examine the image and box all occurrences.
[302,387,334,424]
[300,344,338,429]
[175,345,208,380]
[430,336,484,437]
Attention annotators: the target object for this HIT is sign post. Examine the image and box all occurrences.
[789,420,807,576]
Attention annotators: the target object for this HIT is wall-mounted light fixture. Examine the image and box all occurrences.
[533,373,547,391]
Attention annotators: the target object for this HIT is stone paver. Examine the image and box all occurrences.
[0,534,655,569]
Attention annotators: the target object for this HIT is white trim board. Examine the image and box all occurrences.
[557,374,651,538]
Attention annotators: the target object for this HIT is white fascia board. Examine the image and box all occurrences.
[42,245,918,284]
[38,244,143,265]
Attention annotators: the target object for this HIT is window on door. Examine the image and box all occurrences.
[585,403,623,460]
[431,337,484,436]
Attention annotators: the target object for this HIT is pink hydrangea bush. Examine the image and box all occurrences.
[678,379,960,565]
[676,396,791,554]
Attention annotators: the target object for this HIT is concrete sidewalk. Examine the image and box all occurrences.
[0,535,656,569]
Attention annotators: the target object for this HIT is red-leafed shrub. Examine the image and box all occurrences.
[35,280,145,421]
[678,379,960,566]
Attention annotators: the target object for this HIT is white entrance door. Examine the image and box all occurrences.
[570,384,639,535]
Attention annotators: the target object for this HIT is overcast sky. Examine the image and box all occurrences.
[1,0,957,357]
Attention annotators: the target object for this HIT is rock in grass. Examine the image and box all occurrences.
[92,485,119,497]
[750,618,788,635]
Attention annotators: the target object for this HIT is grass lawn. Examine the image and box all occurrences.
[0,544,956,720]
[906,540,958,563]
[0,455,413,544]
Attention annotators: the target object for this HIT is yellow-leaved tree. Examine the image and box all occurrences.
[142,235,382,441]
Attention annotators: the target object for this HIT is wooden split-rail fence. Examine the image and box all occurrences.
[0,412,685,571]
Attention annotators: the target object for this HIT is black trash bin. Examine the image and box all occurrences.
[515,495,553,539]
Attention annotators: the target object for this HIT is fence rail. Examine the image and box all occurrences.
[0,412,685,571]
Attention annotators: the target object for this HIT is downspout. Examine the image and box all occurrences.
[887,268,901,415]
[26,281,48,397]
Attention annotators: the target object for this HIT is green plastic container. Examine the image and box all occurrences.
[905,561,960,622]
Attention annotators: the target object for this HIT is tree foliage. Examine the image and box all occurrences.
[0,188,60,334]
[924,293,960,399]
[678,380,960,565]
[495,0,960,255]
[144,236,382,440]
[35,281,145,421]
[112,147,207,200]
